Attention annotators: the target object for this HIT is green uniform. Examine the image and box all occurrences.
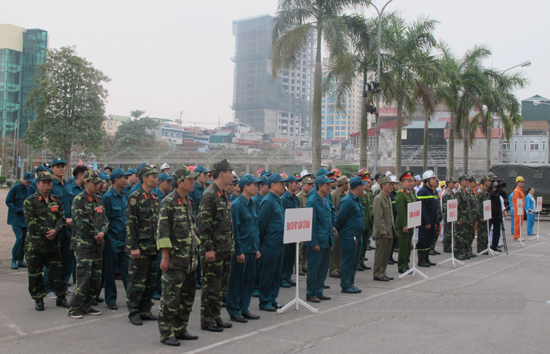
[441,189,455,253]
[68,191,109,314]
[476,189,490,252]
[454,187,471,259]
[198,183,234,328]
[329,188,346,276]
[372,192,396,279]
[23,193,66,300]
[157,190,198,341]
[395,188,415,272]
[358,190,373,266]
[297,189,309,271]
[467,190,478,256]
[126,188,160,318]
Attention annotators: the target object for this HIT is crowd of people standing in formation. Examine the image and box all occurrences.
[5,157,534,347]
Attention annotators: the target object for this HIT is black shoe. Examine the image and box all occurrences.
[242,312,260,320]
[324,284,330,289]
[318,295,331,301]
[86,307,102,316]
[141,313,158,321]
[202,323,224,332]
[425,253,436,266]
[216,321,232,328]
[329,273,341,278]
[279,282,291,288]
[35,298,44,311]
[68,310,84,319]
[398,268,409,274]
[129,314,143,326]
[230,315,248,323]
[56,296,68,308]
[386,276,394,281]
[175,330,198,340]
[161,337,180,346]
[107,303,118,310]
[417,251,431,268]
[360,262,369,269]
[491,247,502,253]
[374,277,390,282]
[306,296,321,303]
[95,296,104,303]
[356,266,365,271]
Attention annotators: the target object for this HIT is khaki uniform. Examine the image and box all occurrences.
[372,192,397,279]
[329,189,346,276]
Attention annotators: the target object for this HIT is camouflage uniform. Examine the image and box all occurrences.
[68,174,109,314]
[467,188,478,257]
[198,160,234,328]
[454,184,471,259]
[23,179,67,300]
[296,189,309,271]
[329,187,346,276]
[476,187,490,252]
[157,179,199,341]
[441,188,455,253]
[126,167,160,319]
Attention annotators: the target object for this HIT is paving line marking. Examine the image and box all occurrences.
[0,310,26,336]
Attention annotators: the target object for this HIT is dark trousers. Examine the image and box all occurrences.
[27,251,64,300]
[226,253,256,316]
[490,218,502,250]
[104,244,129,306]
[417,225,436,251]
[281,243,296,284]
[259,244,284,307]
[11,226,26,262]
[126,254,157,317]
[340,237,361,290]
[306,247,330,298]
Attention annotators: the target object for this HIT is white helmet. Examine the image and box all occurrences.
[161,163,170,171]
[422,170,436,180]
[232,171,238,178]
[300,169,311,178]
[390,175,399,183]
[385,171,393,177]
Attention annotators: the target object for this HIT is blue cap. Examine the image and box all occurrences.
[316,168,335,178]
[110,168,127,182]
[315,175,332,187]
[349,176,367,188]
[52,157,66,166]
[99,172,110,181]
[35,165,47,173]
[23,172,35,182]
[256,176,267,187]
[126,167,138,175]
[238,174,262,189]
[285,174,303,185]
[137,163,148,172]
[260,169,273,177]
[194,165,211,173]
[267,173,288,186]
[158,173,173,182]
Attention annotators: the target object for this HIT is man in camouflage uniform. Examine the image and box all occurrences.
[395,171,416,273]
[441,179,456,253]
[23,171,68,311]
[126,165,160,325]
[357,171,373,270]
[466,177,478,258]
[198,159,235,332]
[454,175,471,260]
[476,176,491,253]
[156,166,200,347]
[68,171,109,319]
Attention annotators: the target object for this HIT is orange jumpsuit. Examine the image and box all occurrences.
[512,186,525,239]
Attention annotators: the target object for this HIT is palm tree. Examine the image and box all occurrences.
[437,44,491,176]
[271,0,371,172]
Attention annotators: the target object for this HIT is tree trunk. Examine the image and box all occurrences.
[423,111,429,171]
[311,30,323,172]
[486,111,491,173]
[448,112,455,178]
[463,114,469,175]
[395,104,403,175]
[359,67,368,169]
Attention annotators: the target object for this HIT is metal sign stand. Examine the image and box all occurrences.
[477,219,496,257]
[529,205,546,241]
[399,227,428,279]
[439,222,465,267]
[278,242,318,314]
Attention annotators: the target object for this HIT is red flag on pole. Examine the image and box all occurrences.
[36,156,39,167]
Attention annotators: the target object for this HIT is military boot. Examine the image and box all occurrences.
[417,251,431,268]
[425,251,436,266]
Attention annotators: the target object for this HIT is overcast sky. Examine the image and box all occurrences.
[3,0,548,128]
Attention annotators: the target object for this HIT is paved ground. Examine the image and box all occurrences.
[1,188,550,353]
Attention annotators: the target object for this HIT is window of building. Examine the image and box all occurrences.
[514,141,517,151]
[544,141,547,151]
[523,141,527,151]
[531,141,539,151]
[107,122,112,129]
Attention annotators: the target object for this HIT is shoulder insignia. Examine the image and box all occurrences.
[88,196,93,203]
[130,198,137,206]
[178,199,182,206]
[217,190,222,198]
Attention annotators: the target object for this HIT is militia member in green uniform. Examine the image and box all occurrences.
[198,159,235,332]
[454,175,471,260]
[357,171,373,270]
[23,171,68,311]
[329,176,349,278]
[68,171,109,319]
[156,166,200,347]
[441,179,456,253]
[372,176,397,281]
[466,177,478,258]
[476,176,491,253]
[395,171,416,273]
[126,166,160,325]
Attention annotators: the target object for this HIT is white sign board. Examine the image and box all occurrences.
[516,198,524,216]
[537,197,543,212]
[283,208,313,243]
[483,200,492,221]
[447,199,458,223]
[407,201,422,228]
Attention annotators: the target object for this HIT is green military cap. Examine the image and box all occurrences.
[172,165,200,182]
[481,176,490,183]
[301,176,314,184]
[212,159,233,173]
[458,174,468,182]
[468,176,476,182]
[36,171,54,182]
[379,176,392,185]
[138,165,159,179]
[84,170,102,183]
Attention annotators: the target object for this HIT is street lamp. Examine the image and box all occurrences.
[372,0,393,174]
[497,60,532,163]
